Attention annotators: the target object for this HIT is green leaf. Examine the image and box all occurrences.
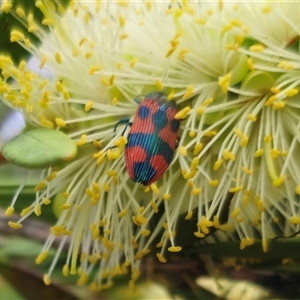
[1,128,77,168]
[0,273,26,300]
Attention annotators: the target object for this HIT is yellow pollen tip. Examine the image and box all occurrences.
[179,146,187,156]
[250,45,265,52]
[213,159,223,171]
[55,118,66,127]
[8,221,22,229]
[34,181,47,192]
[168,246,182,252]
[272,176,285,187]
[162,193,170,200]
[155,80,163,90]
[150,183,159,195]
[229,186,243,193]
[43,274,51,286]
[185,210,193,220]
[156,253,166,263]
[5,206,14,216]
[175,106,191,119]
[36,251,48,264]
[209,180,219,187]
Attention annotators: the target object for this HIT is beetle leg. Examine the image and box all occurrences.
[113,119,131,135]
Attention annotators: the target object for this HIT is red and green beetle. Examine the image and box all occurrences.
[123,92,180,185]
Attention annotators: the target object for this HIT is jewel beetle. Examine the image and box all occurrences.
[124,92,180,185]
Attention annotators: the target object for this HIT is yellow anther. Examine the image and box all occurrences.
[112,97,118,105]
[85,188,93,198]
[175,106,191,119]
[151,200,158,213]
[229,186,242,193]
[225,44,237,51]
[194,231,205,238]
[256,199,264,213]
[119,33,128,40]
[189,131,196,138]
[261,5,272,13]
[240,238,254,250]
[264,134,272,143]
[162,193,170,200]
[85,100,94,112]
[100,77,109,86]
[240,135,249,147]
[265,95,279,108]
[156,253,166,263]
[156,241,163,248]
[168,246,182,252]
[55,118,66,127]
[190,157,199,171]
[272,176,285,187]
[230,207,241,218]
[43,274,51,286]
[127,57,138,69]
[54,52,62,64]
[213,159,223,171]
[218,73,231,93]
[191,188,202,195]
[241,166,253,175]
[193,143,203,156]
[295,185,300,195]
[196,106,204,115]
[223,149,235,161]
[150,183,159,195]
[42,18,54,26]
[209,180,219,186]
[271,87,280,94]
[155,80,163,90]
[285,88,298,97]
[16,7,25,18]
[222,23,233,32]
[213,216,219,228]
[141,229,151,237]
[106,170,117,177]
[135,214,148,225]
[10,30,24,42]
[270,148,281,159]
[5,206,14,216]
[62,203,71,210]
[130,236,138,248]
[118,15,126,27]
[262,239,268,253]
[272,101,285,110]
[46,172,57,182]
[135,249,150,260]
[183,171,196,180]
[34,204,41,216]
[88,65,102,75]
[62,264,69,277]
[249,45,265,52]
[179,146,187,156]
[246,58,255,71]
[183,85,194,99]
[167,92,174,101]
[20,207,31,216]
[34,181,47,192]
[185,210,193,220]
[107,148,121,160]
[178,48,189,61]
[254,149,264,157]
[165,46,176,58]
[203,130,217,137]
[36,251,48,264]
[114,136,127,147]
[234,128,243,137]
[289,216,300,224]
